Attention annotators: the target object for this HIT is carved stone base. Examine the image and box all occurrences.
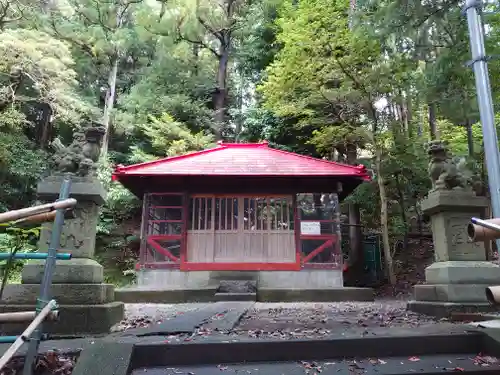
[1,283,115,305]
[0,283,124,335]
[37,177,106,205]
[425,261,500,285]
[422,190,488,262]
[410,260,500,308]
[408,261,500,318]
[22,258,104,284]
[36,178,106,259]
[0,302,124,335]
[414,283,493,303]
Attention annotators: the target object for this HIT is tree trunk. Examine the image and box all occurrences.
[347,203,363,284]
[213,41,229,140]
[193,44,199,76]
[466,119,474,156]
[100,55,119,157]
[374,143,396,285]
[428,102,437,140]
[405,93,413,137]
[235,70,244,141]
[415,96,423,137]
[395,172,409,249]
[346,144,364,286]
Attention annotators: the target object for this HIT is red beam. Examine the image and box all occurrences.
[149,206,183,209]
[300,235,337,240]
[181,192,189,264]
[302,263,341,269]
[180,262,301,271]
[148,235,182,240]
[136,262,179,270]
[149,193,184,196]
[148,219,183,223]
[302,239,333,263]
[135,262,342,271]
[300,219,339,223]
[146,238,180,262]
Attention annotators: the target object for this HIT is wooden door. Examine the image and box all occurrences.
[187,195,295,264]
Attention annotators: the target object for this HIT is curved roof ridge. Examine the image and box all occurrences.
[113,141,369,180]
[114,144,225,172]
[267,147,367,172]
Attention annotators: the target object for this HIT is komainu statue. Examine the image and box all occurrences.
[51,122,105,179]
[427,140,469,192]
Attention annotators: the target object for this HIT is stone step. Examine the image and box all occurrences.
[214,293,257,302]
[209,271,258,281]
[217,280,257,293]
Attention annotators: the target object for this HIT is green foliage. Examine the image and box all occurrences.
[0,224,40,294]
[95,158,140,285]
[0,28,94,123]
[141,113,215,157]
[2,0,500,286]
[0,133,49,211]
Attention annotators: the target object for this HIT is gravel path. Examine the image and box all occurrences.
[113,303,208,332]
[115,300,458,339]
[124,303,206,318]
[232,300,454,339]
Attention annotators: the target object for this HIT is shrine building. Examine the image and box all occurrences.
[112,141,370,290]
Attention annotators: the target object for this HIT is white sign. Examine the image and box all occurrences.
[300,221,321,235]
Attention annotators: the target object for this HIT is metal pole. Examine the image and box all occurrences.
[0,253,72,260]
[464,0,500,228]
[22,177,72,375]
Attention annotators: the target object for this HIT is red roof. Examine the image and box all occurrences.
[113,141,370,180]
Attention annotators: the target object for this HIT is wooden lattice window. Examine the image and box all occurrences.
[188,196,294,232]
[141,193,185,267]
[297,193,342,269]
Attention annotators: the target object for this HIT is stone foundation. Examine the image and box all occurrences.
[136,269,344,289]
[118,268,365,303]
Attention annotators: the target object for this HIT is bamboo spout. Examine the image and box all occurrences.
[0,311,58,323]
[0,199,77,224]
[468,218,500,242]
[13,209,75,226]
[486,286,500,305]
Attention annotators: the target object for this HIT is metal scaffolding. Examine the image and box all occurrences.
[464,0,500,227]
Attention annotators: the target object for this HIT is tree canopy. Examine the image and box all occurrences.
[0,0,498,285]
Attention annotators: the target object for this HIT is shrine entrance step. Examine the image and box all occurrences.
[214,292,256,301]
[73,327,500,375]
[215,280,257,301]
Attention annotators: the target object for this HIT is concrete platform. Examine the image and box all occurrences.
[115,287,217,303]
[72,327,500,375]
[407,300,498,319]
[257,287,374,302]
[130,355,500,375]
[214,293,257,301]
[115,287,374,303]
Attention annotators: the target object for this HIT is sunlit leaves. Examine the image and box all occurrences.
[142,113,215,156]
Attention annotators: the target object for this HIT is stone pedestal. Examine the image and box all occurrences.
[0,177,124,335]
[408,190,500,318]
